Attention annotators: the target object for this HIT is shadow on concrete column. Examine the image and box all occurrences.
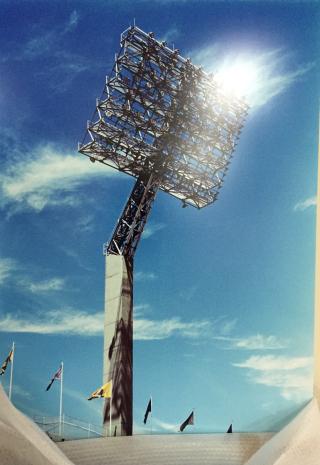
[103,254,133,436]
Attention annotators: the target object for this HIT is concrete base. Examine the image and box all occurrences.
[59,433,273,465]
[103,254,133,436]
[0,385,73,465]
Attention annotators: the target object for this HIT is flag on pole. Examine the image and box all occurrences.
[46,365,62,391]
[0,348,14,376]
[227,423,233,433]
[143,398,152,424]
[88,380,112,400]
[179,411,194,432]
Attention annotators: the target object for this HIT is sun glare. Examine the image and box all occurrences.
[215,59,259,100]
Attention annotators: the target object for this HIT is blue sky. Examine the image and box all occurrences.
[0,0,319,434]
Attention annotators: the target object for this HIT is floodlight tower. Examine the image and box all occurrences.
[79,26,248,436]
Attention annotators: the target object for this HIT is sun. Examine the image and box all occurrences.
[214,58,259,100]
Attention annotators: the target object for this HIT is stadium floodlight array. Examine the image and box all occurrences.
[79,25,248,261]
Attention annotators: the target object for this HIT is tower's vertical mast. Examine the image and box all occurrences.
[102,175,158,436]
[103,254,133,436]
[313,119,320,402]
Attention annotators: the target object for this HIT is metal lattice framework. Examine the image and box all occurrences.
[79,26,248,259]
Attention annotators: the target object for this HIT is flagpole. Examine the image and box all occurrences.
[9,342,14,401]
[59,361,63,437]
[109,391,112,437]
[150,395,153,435]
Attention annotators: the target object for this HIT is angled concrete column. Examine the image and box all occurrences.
[314,121,320,402]
[103,254,133,436]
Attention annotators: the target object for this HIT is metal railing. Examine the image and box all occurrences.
[34,414,105,442]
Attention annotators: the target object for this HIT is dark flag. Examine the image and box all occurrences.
[227,423,233,433]
[0,349,14,376]
[46,365,62,391]
[143,398,152,424]
[179,411,194,432]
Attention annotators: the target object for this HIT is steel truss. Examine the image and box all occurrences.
[79,26,248,258]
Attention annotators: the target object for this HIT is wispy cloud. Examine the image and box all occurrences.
[219,318,237,336]
[13,384,33,401]
[135,271,156,282]
[142,222,166,239]
[26,278,65,293]
[133,304,151,318]
[1,11,97,92]
[190,45,315,107]
[0,144,117,212]
[232,334,286,350]
[134,317,210,340]
[0,310,103,336]
[0,304,289,353]
[5,11,79,62]
[233,355,313,401]
[76,214,95,233]
[0,309,210,341]
[159,26,180,45]
[294,196,317,212]
[150,417,179,433]
[134,416,179,434]
[0,257,16,285]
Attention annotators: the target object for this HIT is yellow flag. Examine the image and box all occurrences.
[88,380,112,400]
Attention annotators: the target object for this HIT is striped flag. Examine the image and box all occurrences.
[46,365,62,391]
[0,348,14,376]
[179,411,194,432]
[88,380,112,400]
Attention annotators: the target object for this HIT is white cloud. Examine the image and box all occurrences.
[27,278,65,293]
[135,271,156,282]
[233,355,313,402]
[0,309,210,341]
[0,144,116,212]
[0,257,16,285]
[232,334,286,350]
[133,304,151,318]
[134,317,210,340]
[294,196,317,212]
[0,310,103,336]
[190,46,314,107]
[234,355,311,371]
[151,417,179,433]
[142,223,166,239]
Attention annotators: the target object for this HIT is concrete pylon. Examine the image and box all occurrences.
[314,117,320,402]
[103,254,133,436]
